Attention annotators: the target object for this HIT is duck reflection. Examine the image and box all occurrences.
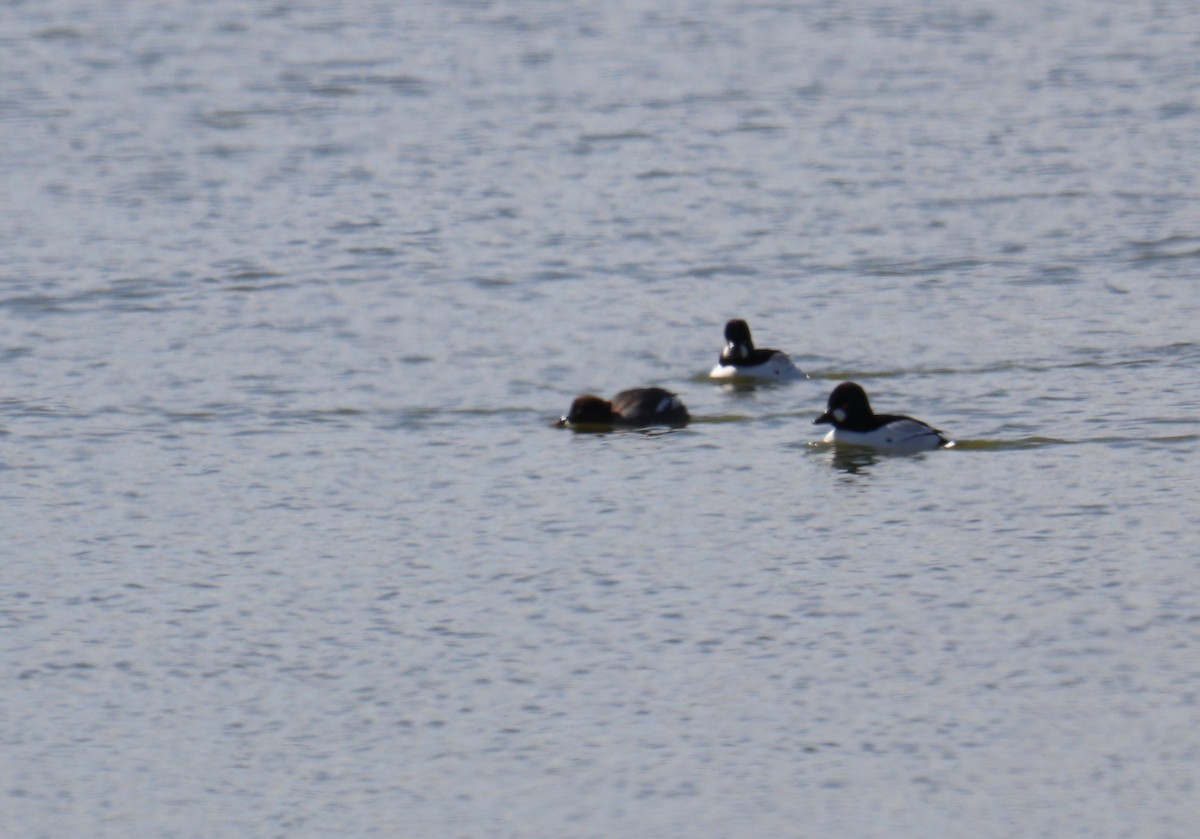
[825,446,880,474]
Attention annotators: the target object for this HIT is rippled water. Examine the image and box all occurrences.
[3,1,1200,837]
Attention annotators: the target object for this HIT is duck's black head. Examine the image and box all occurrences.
[559,394,615,427]
[814,381,873,426]
[722,319,755,362]
[724,319,754,348]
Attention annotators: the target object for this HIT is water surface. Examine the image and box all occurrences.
[2,1,1199,837]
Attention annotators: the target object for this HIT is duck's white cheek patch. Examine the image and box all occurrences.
[658,396,680,412]
[833,407,846,423]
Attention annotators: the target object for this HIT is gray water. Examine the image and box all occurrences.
[3,1,1200,837]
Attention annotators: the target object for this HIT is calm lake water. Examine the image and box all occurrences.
[3,1,1200,837]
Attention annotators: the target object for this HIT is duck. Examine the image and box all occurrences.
[709,319,803,380]
[556,387,689,429]
[814,381,950,451]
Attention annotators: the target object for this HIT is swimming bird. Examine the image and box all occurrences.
[556,387,689,429]
[709,319,803,380]
[814,381,949,451]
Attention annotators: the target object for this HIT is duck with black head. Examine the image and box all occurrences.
[556,387,689,430]
[709,319,804,380]
[814,381,950,451]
